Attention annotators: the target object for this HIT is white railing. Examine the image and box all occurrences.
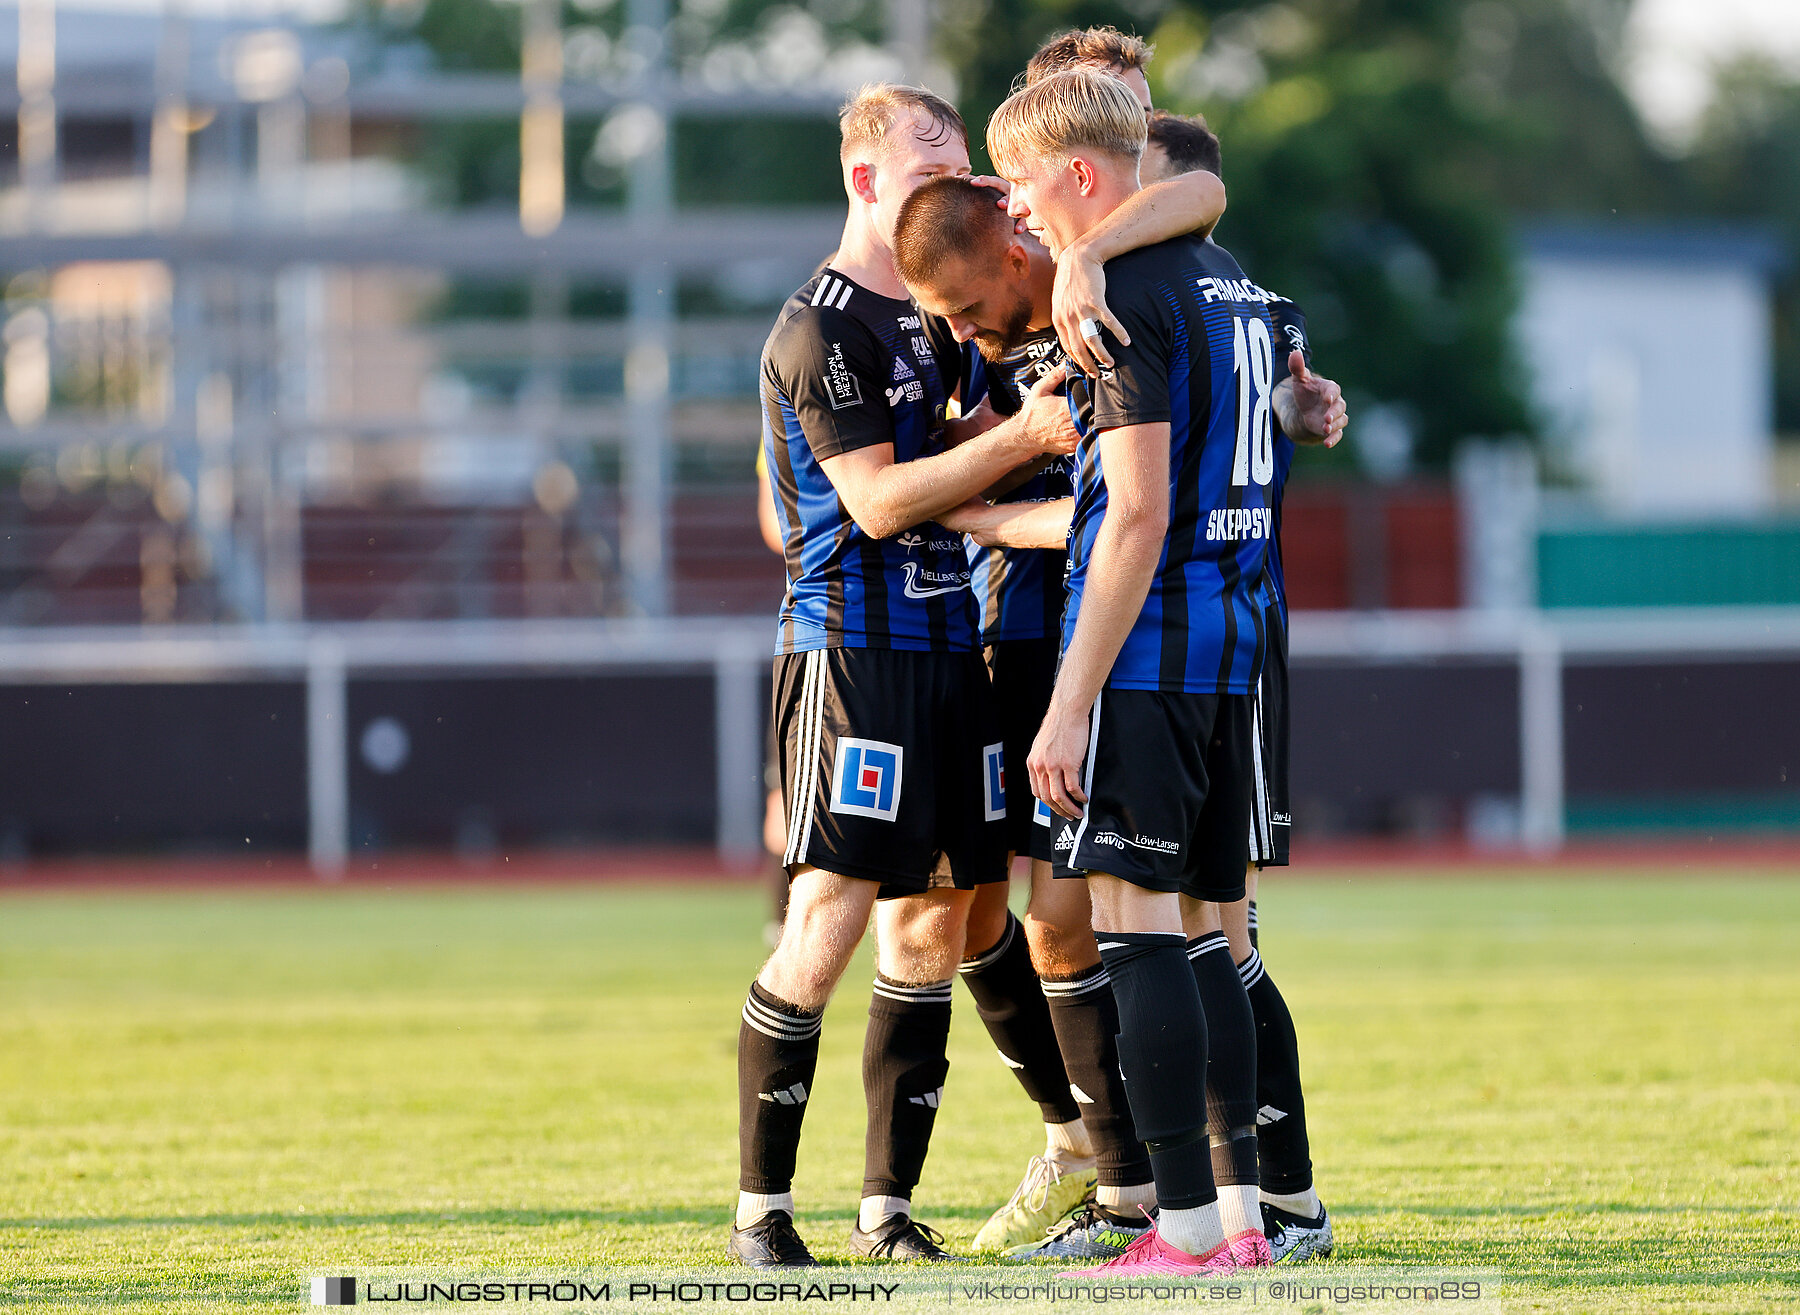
[4,607,1800,874]
[1289,607,1800,852]
[0,618,770,875]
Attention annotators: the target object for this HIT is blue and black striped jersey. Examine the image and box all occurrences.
[760,268,981,654]
[962,328,1076,646]
[1064,235,1282,695]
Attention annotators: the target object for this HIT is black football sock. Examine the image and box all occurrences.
[1189,932,1260,1237]
[1240,947,1314,1196]
[1041,961,1154,1200]
[960,913,1082,1127]
[861,974,953,1202]
[1095,931,1215,1211]
[738,982,823,1196]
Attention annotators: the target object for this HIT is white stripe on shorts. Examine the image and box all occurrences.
[783,650,827,867]
[1065,689,1104,867]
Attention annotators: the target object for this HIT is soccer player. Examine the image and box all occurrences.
[1027,28,1346,1262]
[902,163,1346,1263]
[986,67,1281,1277]
[863,94,1234,1256]
[893,181,1159,1256]
[1141,108,1342,1265]
[734,83,1080,1269]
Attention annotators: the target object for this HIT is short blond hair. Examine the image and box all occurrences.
[986,68,1147,176]
[1024,26,1153,86]
[839,83,966,163]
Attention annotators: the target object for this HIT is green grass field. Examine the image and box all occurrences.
[1,872,1797,1312]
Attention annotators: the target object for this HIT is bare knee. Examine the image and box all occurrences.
[758,868,874,1009]
[1179,895,1222,941]
[963,880,1013,959]
[1022,862,1099,975]
[876,888,972,982]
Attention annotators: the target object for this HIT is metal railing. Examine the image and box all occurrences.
[3,607,1800,873]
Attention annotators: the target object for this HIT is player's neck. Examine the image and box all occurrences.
[1068,178,1141,251]
[1026,251,1056,331]
[832,211,908,301]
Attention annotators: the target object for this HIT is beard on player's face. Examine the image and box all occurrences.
[971,288,1035,363]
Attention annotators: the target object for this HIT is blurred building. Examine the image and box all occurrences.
[1518,222,1784,517]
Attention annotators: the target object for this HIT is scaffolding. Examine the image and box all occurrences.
[0,0,891,623]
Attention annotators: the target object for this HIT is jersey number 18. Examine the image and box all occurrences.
[1230,313,1274,488]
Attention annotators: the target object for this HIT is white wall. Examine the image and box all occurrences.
[1518,247,1774,515]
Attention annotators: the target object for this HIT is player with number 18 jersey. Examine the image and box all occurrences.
[1053,234,1280,901]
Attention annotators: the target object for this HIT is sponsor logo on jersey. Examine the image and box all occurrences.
[824,342,862,411]
[1092,830,1181,855]
[886,380,925,406]
[982,742,1006,822]
[1195,275,1280,305]
[899,561,970,598]
[831,738,903,821]
[898,314,922,331]
[1283,323,1307,354]
[1206,506,1273,542]
[892,355,915,382]
[910,334,932,359]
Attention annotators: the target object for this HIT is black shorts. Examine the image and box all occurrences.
[1249,607,1291,868]
[775,646,1009,898]
[1051,688,1253,902]
[986,637,1060,863]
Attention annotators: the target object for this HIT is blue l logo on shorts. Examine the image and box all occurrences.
[983,743,1006,822]
[831,738,904,821]
[1033,798,1054,827]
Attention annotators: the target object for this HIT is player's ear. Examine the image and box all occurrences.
[849,161,879,205]
[1070,155,1098,198]
[1003,241,1030,277]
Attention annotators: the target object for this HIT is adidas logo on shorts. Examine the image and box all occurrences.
[1054,826,1075,852]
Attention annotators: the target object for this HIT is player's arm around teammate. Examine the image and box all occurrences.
[818,365,1074,542]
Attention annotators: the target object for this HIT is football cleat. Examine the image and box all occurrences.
[972,1156,1098,1252]
[1056,1221,1236,1278]
[1228,1228,1273,1268]
[1004,1201,1152,1263]
[848,1215,960,1262]
[727,1210,818,1268]
[1263,1201,1333,1264]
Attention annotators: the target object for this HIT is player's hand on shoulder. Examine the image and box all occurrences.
[1053,248,1128,377]
[1018,363,1079,456]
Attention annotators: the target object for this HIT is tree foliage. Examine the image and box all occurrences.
[354,0,1800,459]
